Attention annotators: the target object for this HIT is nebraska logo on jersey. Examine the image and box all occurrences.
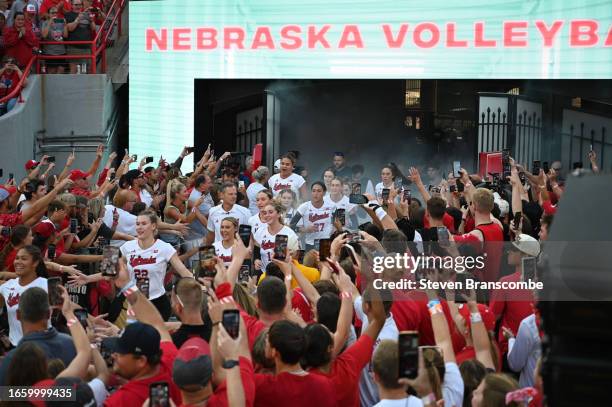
[219,254,232,263]
[129,255,157,268]
[7,292,20,307]
[261,239,276,250]
[273,182,292,191]
[309,212,330,223]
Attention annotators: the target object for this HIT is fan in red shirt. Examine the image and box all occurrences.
[304,282,386,407]
[3,12,40,68]
[254,320,337,407]
[0,56,24,115]
[452,187,504,283]
[489,234,539,357]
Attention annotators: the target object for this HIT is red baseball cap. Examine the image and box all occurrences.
[25,160,39,170]
[458,303,496,332]
[173,337,213,387]
[69,169,88,181]
[33,222,56,239]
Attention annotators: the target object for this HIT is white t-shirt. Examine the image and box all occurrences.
[102,205,136,247]
[253,225,299,270]
[120,239,176,300]
[268,173,306,198]
[246,182,266,215]
[140,189,153,207]
[207,204,251,242]
[295,201,335,245]
[0,277,48,346]
[248,213,267,237]
[442,362,464,407]
[375,182,393,198]
[88,377,109,406]
[213,240,233,267]
[374,397,423,407]
[354,295,400,407]
[324,194,357,213]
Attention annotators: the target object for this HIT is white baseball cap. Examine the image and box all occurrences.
[512,234,540,257]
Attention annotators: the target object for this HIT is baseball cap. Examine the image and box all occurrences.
[29,377,96,407]
[458,303,496,331]
[0,188,9,203]
[26,4,36,13]
[172,337,213,388]
[58,193,77,207]
[69,169,88,181]
[511,234,541,257]
[25,160,39,170]
[124,169,144,184]
[106,322,161,357]
[33,222,55,239]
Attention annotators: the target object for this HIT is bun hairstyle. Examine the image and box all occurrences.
[252,166,270,182]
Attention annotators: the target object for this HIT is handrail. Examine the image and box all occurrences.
[36,0,126,74]
[0,55,37,106]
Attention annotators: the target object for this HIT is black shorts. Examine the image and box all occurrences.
[151,294,172,321]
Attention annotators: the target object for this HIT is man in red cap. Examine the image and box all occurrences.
[64,144,109,198]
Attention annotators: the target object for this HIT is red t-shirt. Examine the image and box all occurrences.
[310,334,374,407]
[103,341,182,407]
[291,288,314,323]
[40,0,72,18]
[4,248,17,273]
[423,212,456,234]
[489,271,534,355]
[241,311,266,352]
[3,26,40,67]
[455,345,476,366]
[254,371,337,407]
[205,357,255,407]
[0,70,20,99]
[0,213,23,252]
[454,222,503,283]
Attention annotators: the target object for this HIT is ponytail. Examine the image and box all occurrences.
[423,348,445,400]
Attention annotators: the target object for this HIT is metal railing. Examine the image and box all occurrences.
[0,56,37,106]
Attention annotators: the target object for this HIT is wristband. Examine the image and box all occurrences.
[421,393,436,405]
[427,299,443,315]
[120,281,137,296]
[66,318,78,328]
[341,291,352,300]
[374,207,387,221]
[470,312,483,323]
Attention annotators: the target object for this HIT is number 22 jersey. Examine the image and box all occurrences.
[120,239,176,300]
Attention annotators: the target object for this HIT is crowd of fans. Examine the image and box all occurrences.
[0,142,602,406]
[0,0,112,116]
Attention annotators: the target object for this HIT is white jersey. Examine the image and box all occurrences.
[120,239,176,300]
[213,240,233,267]
[139,189,153,208]
[268,173,306,198]
[102,205,136,247]
[296,201,335,245]
[375,182,393,199]
[253,225,299,270]
[207,204,251,242]
[246,182,266,215]
[0,277,48,346]
[324,194,357,213]
[248,213,267,237]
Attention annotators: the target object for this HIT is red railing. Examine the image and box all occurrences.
[36,0,126,74]
[0,55,37,106]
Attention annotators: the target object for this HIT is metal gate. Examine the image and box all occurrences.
[561,108,611,172]
[477,93,543,169]
[235,107,263,165]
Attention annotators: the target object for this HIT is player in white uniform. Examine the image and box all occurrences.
[253,202,299,272]
[324,178,359,230]
[248,189,273,237]
[213,217,237,267]
[0,246,49,346]
[120,211,193,320]
[374,165,395,199]
[206,182,251,244]
[290,182,335,250]
[267,154,308,200]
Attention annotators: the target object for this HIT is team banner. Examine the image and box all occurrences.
[129,0,611,159]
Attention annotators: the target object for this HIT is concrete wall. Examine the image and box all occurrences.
[0,76,43,181]
[0,74,117,182]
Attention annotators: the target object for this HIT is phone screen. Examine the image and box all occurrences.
[186,147,196,154]
[149,382,170,407]
[131,154,138,161]
[436,226,450,247]
[100,246,119,277]
[456,179,465,192]
[532,160,541,174]
[351,183,361,194]
[319,238,332,262]
[47,155,56,163]
[238,224,251,247]
[238,261,251,283]
[70,218,78,234]
[453,161,461,178]
[542,161,549,174]
[145,156,154,164]
[136,277,150,298]
[402,187,411,203]
[502,149,511,178]
[8,173,14,180]
[47,277,63,306]
[222,309,240,339]
[74,309,88,329]
[513,212,521,230]
[199,246,216,271]
[381,188,390,201]
[349,194,367,205]
[398,331,419,379]
[335,208,346,226]
[522,256,537,281]
[274,235,288,261]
